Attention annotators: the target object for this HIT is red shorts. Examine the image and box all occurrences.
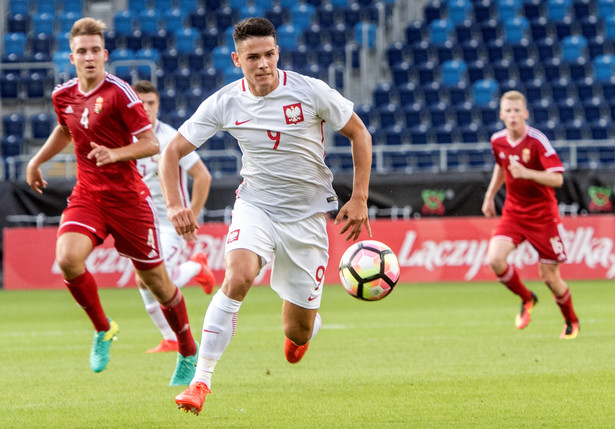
[493,214,567,263]
[58,192,164,270]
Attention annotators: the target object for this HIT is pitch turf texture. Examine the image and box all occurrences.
[1,281,614,428]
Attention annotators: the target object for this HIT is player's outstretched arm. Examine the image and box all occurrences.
[508,157,563,188]
[26,125,72,194]
[334,113,372,241]
[160,132,200,238]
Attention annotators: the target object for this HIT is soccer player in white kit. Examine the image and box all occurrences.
[159,17,373,415]
[133,80,216,354]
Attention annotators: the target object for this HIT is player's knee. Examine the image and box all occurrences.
[56,251,86,278]
[283,322,312,345]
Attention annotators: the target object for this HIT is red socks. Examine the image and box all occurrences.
[554,288,579,323]
[497,265,533,302]
[64,271,109,332]
[160,287,197,357]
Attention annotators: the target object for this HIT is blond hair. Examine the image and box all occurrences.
[500,90,527,109]
[70,17,106,49]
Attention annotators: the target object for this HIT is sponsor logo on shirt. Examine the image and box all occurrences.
[284,103,304,124]
[235,119,252,126]
[227,229,240,244]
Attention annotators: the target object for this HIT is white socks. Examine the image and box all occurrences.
[172,260,202,287]
[139,287,176,341]
[194,290,242,387]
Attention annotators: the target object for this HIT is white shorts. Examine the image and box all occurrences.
[225,199,329,309]
[159,226,188,275]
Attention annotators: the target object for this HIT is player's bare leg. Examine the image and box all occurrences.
[137,264,197,384]
[282,302,321,364]
[539,262,580,339]
[57,232,118,372]
[176,249,258,415]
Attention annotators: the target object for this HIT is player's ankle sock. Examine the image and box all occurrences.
[160,287,196,357]
[310,312,322,341]
[140,287,175,340]
[554,288,579,323]
[173,261,202,287]
[199,290,242,360]
[64,271,109,332]
[497,265,533,302]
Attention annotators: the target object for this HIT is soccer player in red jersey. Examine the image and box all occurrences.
[25,18,198,383]
[482,90,579,339]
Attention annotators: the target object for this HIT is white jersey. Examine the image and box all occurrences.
[136,120,200,231]
[179,69,354,222]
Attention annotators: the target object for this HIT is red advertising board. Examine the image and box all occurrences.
[3,216,615,290]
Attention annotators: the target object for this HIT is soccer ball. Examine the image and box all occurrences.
[338,240,401,301]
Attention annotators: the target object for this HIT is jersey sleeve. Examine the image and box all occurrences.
[311,78,354,131]
[116,85,152,136]
[178,150,201,171]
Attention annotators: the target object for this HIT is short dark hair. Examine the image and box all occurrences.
[233,17,276,45]
[133,80,159,97]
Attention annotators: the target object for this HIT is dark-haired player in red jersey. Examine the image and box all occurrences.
[482,90,579,339]
[25,17,198,383]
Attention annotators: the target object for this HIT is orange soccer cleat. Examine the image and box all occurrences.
[560,321,580,339]
[146,339,178,353]
[175,382,211,416]
[284,337,309,364]
[190,253,215,294]
[515,292,538,330]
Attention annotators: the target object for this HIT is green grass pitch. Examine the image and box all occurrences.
[1,280,614,428]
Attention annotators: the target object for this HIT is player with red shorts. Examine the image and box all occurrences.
[25,18,198,383]
[482,90,579,339]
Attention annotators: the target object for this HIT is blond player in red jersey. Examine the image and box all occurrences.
[25,18,198,384]
[482,90,579,339]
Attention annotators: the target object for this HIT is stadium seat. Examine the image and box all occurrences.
[30,113,54,139]
[460,39,484,63]
[1,135,24,164]
[589,35,612,59]
[598,0,615,18]
[27,33,53,57]
[429,19,454,46]
[62,0,84,13]
[583,97,609,122]
[547,0,572,21]
[435,40,456,64]
[554,16,578,40]
[434,123,458,144]
[576,76,597,101]
[448,81,469,106]
[564,118,590,140]
[403,102,424,128]
[373,82,395,106]
[417,61,437,85]
[411,40,433,66]
[239,4,265,21]
[290,3,315,32]
[459,122,485,143]
[355,22,378,49]
[467,59,491,83]
[493,59,517,82]
[454,20,477,44]
[3,33,26,57]
[24,72,50,98]
[510,38,536,63]
[593,54,615,82]
[573,0,592,18]
[387,41,407,68]
[480,18,500,42]
[58,11,82,33]
[329,23,350,47]
[391,61,413,86]
[530,17,554,42]
[135,48,160,79]
[452,101,475,126]
[405,19,426,43]
[127,0,147,14]
[550,77,572,102]
[504,17,529,43]
[568,57,590,81]
[423,1,446,24]
[277,24,301,50]
[423,81,444,106]
[376,103,399,128]
[441,59,467,88]
[53,51,74,81]
[316,3,335,28]
[589,118,615,139]
[113,10,134,36]
[474,0,495,21]
[32,12,55,35]
[478,101,499,125]
[556,97,579,123]
[579,15,601,40]
[109,48,134,81]
[522,0,544,21]
[524,78,546,103]
[7,12,29,34]
[171,67,192,92]
[562,35,588,63]
[543,57,565,80]
[531,99,554,123]
[215,6,235,32]
[448,0,472,24]
[604,16,615,42]
[8,0,29,14]
[153,0,173,13]
[410,123,433,145]
[398,82,420,106]
[516,58,540,83]
[497,0,520,21]
[355,103,374,127]
[428,102,449,127]
[2,114,25,137]
[163,8,185,34]
[175,27,199,54]
[486,39,508,63]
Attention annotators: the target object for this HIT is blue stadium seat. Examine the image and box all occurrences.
[573,0,592,18]
[448,0,472,24]
[58,11,82,33]
[114,10,134,36]
[387,41,407,67]
[478,101,499,125]
[459,122,485,143]
[391,61,412,86]
[554,16,578,40]
[135,48,160,79]
[530,17,553,41]
[524,78,547,103]
[543,57,565,80]
[593,54,615,83]
[474,0,495,21]
[355,103,374,127]
[224,66,243,84]
[316,3,335,28]
[531,99,555,123]
[522,0,544,20]
[504,17,529,43]
[376,103,399,128]
[417,61,437,85]
[239,4,265,21]
[454,20,477,44]
[28,33,53,57]
[561,35,588,62]
[589,118,615,139]
[127,0,147,14]
[499,78,524,95]
[550,77,572,101]
[290,3,315,32]
[24,72,49,98]
[441,59,467,87]
[383,124,406,146]
[53,51,74,81]
[197,67,222,93]
[32,12,55,35]
[411,40,433,65]
[189,7,207,30]
[1,135,24,158]
[212,45,232,70]
[423,81,444,106]
[329,22,350,47]
[2,114,25,137]
[556,97,579,123]
[564,118,590,140]
[7,12,29,34]
[398,82,420,106]
[109,48,134,81]
[277,24,301,50]
[568,57,589,81]
[355,22,378,48]
[467,59,490,83]
[583,97,609,122]
[403,102,424,127]
[9,0,29,14]
[164,8,185,34]
[62,0,83,13]
[604,16,615,42]
[423,1,446,24]
[428,102,449,126]
[517,58,540,83]
[435,40,456,64]
[30,113,54,139]
[579,15,601,40]
[492,58,517,82]
[125,29,145,51]
[3,33,26,57]
[460,39,484,63]
[547,0,572,21]
[535,36,559,62]
[576,76,597,101]
[405,20,426,43]
[153,0,172,13]
[175,27,199,54]
[448,81,469,106]
[598,0,615,18]
[215,7,235,32]
[172,67,193,92]
[429,19,454,46]
[159,87,178,113]
[497,0,520,21]
[410,123,433,145]
[589,35,612,59]
[434,123,458,144]
[510,38,535,62]
[532,119,560,140]
[184,87,204,113]
[486,38,508,63]
[373,82,395,106]
[480,18,500,42]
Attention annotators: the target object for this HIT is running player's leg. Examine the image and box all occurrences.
[282,302,321,363]
[539,262,579,338]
